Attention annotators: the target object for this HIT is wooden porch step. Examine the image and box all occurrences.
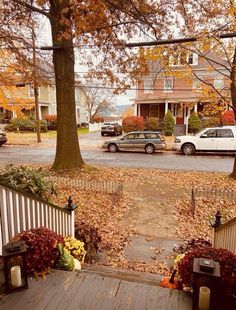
[0,267,192,310]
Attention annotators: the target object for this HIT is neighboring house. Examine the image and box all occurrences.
[0,83,88,125]
[134,50,231,133]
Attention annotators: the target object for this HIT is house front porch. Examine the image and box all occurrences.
[0,265,191,310]
[135,101,201,127]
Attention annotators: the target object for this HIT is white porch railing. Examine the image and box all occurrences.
[213,217,236,254]
[0,183,76,255]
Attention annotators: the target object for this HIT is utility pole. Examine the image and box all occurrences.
[32,25,41,143]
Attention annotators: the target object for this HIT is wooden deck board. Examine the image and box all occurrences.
[0,268,192,310]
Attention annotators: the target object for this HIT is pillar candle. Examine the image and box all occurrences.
[10,266,22,288]
[199,286,210,310]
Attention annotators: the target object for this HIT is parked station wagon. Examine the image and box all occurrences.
[102,131,166,154]
[173,126,236,155]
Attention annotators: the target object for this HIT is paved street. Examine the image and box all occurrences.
[0,144,234,173]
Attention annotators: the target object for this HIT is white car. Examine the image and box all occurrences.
[173,126,236,155]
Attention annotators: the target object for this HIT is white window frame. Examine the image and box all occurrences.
[164,77,173,92]
[29,84,40,98]
[193,79,202,92]
[188,52,198,65]
[143,78,154,93]
[214,78,224,90]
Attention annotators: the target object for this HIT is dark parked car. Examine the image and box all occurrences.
[0,128,7,146]
[102,131,166,154]
[101,122,122,136]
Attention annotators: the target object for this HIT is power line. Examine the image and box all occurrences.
[0,81,230,92]
[125,32,236,47]
[76,85,230,92]
[1,31,235,51]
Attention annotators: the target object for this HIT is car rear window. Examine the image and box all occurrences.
[217,129,234,137]
[135,133,145,139]
[145,133,159,139]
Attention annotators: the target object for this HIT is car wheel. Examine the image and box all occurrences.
[182,143,195,155]
[108,143,118,153]
[101,132,104,136]
[145,144,155,154]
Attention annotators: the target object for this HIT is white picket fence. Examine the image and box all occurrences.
[213,217,236,254]
[0,184,75,255]
[89,122,102,132]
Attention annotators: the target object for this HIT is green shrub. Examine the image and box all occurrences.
[40,120,48,132]
[201,116,221,128]
[188,111,202,133]
[161,110,174,136]
[43,115,57,130]
[122,116,144,133]
[221,110,235,126]
[9,117,35,132]
[4,117,48,132]
[145,117,161,131]
[0,164,56,200]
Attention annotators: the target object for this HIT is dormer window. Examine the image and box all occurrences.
[188,52,198,65]
[188,53,194,64]
[170,51,198,66]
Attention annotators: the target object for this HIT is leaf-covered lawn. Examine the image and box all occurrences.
[47,165,236,274]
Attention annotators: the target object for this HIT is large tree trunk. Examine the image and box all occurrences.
[230,47,236,179]
[49,1,84,170]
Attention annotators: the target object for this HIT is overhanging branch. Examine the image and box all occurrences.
[11,0,51,19]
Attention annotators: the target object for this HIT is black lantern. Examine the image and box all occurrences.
[192,257,220,310]
[2,241,28,294]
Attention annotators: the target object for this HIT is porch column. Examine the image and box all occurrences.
[194,103,198,112]
[38,105,42,120]
[12,110,16,118]
[134,103,138,116]
[164,100,168,114]
[137,104,140,116]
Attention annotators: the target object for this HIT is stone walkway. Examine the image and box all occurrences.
[122,181,188,266]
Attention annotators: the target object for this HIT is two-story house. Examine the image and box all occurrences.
[134,50,231,133]
[0,82,88,125]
